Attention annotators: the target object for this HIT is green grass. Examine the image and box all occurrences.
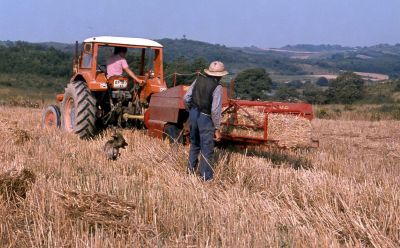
[0,73,67,92]
[314,103,400,121]
[360,80,399,104]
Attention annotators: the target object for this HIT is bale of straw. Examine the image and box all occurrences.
[221,106,265,139]
[56,190,136,228]
[222,106,265,127]
[267,114,312,148]
[0,168,36,202]
[221,107,312,148]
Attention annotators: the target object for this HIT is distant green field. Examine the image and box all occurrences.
[0,73,67,92]
[270,74,323,83]
[0,73,65,107]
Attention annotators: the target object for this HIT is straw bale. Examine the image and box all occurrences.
[222,106,265,126]
[221,106,312,148]
[267,114,312,148]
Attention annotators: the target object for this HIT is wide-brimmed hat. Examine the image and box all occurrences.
[204,61,228,77]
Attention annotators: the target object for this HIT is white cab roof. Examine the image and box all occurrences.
[84,36,163,48]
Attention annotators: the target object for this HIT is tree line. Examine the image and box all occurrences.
[233,68,400,104]
[0,42,398,105]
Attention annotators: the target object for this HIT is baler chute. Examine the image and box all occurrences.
[220,99,318,148]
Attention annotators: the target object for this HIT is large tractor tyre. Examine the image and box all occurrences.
[41,105,61,129]
[61,81,97,139]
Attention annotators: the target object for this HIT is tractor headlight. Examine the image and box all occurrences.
[113,79,128,89]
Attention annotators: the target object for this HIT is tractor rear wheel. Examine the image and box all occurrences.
[61,81,97,139]
[41,105,61,128]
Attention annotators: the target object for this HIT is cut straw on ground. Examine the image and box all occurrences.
[0,106,399,247]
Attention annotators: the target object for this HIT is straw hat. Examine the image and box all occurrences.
[204,61,228,77]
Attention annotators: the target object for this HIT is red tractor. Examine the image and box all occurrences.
[42,36,167,138]
[42,36,317,148]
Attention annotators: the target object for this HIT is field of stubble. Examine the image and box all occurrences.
[0,106,399,247]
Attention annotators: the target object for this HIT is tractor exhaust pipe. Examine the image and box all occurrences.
[73,41,79,73]
[75,41,78,61]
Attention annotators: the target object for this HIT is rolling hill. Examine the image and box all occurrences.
[0,38,399,98]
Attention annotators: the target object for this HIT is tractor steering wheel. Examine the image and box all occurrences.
[143,73,149,86]
[142,69,155,85]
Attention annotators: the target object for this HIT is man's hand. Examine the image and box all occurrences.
[214,129,222,142]
[138,80,146,86]
[184,101,191,111]
[124,67,145,86]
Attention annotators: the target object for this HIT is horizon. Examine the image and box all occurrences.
[2,37,400,50]
[0,0,399,48]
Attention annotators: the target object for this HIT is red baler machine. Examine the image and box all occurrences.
[144,83,318,148]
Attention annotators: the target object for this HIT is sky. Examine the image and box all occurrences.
[0,0,399,48]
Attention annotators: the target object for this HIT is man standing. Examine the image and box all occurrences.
[184,61,228,181]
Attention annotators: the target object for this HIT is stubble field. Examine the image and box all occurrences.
[0,106,399,247]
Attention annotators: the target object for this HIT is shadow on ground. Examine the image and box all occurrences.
[220,147,313,170]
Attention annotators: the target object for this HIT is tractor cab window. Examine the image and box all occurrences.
[82,43,93,69]
[97,46,157,76]
[96,46,113,66]
[144,48,155,75]
[123,48,155,76]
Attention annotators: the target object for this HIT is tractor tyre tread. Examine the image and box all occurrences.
[61,81,97,139]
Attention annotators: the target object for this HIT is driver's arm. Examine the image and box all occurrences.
[124,67,144,86]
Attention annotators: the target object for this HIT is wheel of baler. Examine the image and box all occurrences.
[164,123,184,144]
[41,105,61,128]
[61,81,97,139]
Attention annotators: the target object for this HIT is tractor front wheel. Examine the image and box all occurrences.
[41,105,61,128]
[61,81,97,139]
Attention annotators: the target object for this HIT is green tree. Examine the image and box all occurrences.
[302,83,327,104]
[394,80,400,92]
[287,80,303,89]
[315,77,329,86]
[234,68,272,100]
[326,72,365,104]
[164,57,208,87]
[275,84,300,101]
[190,57,208,73]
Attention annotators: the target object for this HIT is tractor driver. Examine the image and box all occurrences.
[106,47,145,86]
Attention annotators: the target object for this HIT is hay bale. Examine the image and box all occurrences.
[0,168,36,202]
[222,106,265,126]
[56,190,136,228]
[221,106,265,139]
[221,107,312,148]
[267,114,312,148]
